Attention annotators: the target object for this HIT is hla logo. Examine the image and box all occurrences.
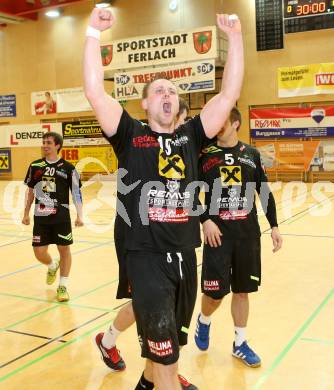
[101,45,113,66]
[193,31,212,54]
[115,85,139,98]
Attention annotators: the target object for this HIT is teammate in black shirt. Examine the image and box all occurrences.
[84,7,244,390]
[95,99,197,388]
[22,132,83,302]
[194,108,282,367]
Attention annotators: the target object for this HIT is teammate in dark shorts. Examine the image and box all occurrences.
[94,98,196,387]
[22,132,84,302]
[194,108,282,367]
[84,7,244,390]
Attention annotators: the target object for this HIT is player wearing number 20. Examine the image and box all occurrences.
[22,132,84,302]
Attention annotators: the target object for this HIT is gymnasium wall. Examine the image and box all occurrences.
[221,1,333,141]
[0,0,333,179]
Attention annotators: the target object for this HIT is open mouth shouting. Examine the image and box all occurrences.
[163,102,172,114]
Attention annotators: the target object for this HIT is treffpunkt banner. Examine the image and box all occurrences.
[114,60,215,100]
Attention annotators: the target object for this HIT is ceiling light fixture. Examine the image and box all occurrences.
[95,1,112,8]
[45,9,61,18]
[169,0,178,12]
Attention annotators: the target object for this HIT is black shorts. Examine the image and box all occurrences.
[115,239,132,299]
[201,238,261,299]
[32,222,73,246]
[126,249,197,365]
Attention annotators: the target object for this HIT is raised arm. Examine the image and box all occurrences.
[83,8,123,137]
[200,14,244,138]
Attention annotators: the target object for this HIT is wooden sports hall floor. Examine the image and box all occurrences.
[0,179,333,390]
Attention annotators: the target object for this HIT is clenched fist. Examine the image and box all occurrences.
[216,13,241,35]
[89,7,115,32]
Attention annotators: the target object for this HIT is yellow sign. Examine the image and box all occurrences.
[158,150,185,179]
[0,154,9,170]
[220,166,242,186]
[278,63,334,98]
[61,146,117,173]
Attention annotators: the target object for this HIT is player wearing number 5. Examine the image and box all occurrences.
[22,132,84,302]
[194,108,282,367]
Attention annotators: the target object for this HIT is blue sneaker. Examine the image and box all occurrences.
[232,341,261,367]
[194,315,210,351]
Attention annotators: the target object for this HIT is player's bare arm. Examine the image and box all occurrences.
[201,14,244,138]
[83,8,123,137]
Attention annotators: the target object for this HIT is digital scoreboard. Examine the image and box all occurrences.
[255,0,284,51]
[284,0,334,32]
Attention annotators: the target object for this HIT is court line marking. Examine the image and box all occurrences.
[283,194,334,225]
[0,230,111,245]
[0,186,330,382]
[0,188,321,278]
[0,239,115,280]
[2,306,57,331]
[261,194,334,234]
[260,187,310,215]
[6,329,67,343]
[0,316,114,383]
[0,291,117,314]
[1,203,316,332]
[0,186,311,242]
[0,311,110,371]
[300,337,334,345]
[0,238,31,248]
[251,287,334,390]
[0,264,41,280]
[0,229,113,243]
[1,278,119,330]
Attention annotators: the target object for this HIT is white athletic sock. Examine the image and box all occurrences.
[48,260,57,270]
[102,324,121,349]
[234,326,246,347]
[199,313,211,325]
[59,276,68,288]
